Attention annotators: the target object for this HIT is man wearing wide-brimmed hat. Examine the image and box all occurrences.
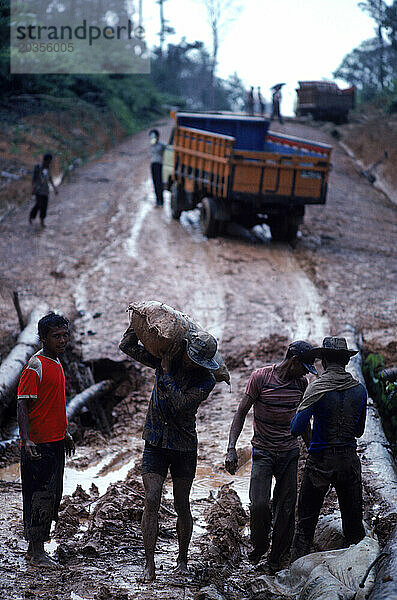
[290,337,367,561]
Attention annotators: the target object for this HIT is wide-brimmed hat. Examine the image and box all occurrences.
[185,330,219,370]
[304,337,358,362]
[287,340,318,375]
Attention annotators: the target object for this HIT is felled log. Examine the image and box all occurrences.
[338,326,397,600]
[339,325,397,515]
[0,304,48,426]
[66,380,116,434]
[369,526,397,600]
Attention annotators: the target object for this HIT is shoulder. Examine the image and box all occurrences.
[26,354,43,381]
[250,365,273,381]
[200,371,216,391]
[355,382,367,400]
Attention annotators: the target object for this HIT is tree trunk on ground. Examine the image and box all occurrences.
[66,380,116,434]
[0,304,48,426]
[339,324,397,599]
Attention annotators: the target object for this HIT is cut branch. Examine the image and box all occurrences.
[0,304,48,426]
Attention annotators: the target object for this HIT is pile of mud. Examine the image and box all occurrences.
[201,484,247,564]
[55,469,175,562]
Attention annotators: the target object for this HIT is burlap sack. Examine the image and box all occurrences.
[126,301,230,384]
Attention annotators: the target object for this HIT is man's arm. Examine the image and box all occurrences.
[49,172,58,194]
[17,399,40,460]
[119,325,160,369]
[225,394,254,475]
[291,407,312,439]
[355,390,367,438]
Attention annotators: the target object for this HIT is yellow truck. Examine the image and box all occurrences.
[162,112,332,241]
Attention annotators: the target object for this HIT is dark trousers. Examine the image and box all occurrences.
[270,102,284,124]
[21,440,65,542]
[291,448,365,561]
[249,446,299,568]
[151,162,163,206]
[30,194,48,222]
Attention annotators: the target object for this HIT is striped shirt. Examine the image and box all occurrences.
[245,365,307,451]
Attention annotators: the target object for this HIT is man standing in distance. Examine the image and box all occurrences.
[149,129,166,207]
[30,153,58,227]
[290,337,367,561]
[119,325,218,582]
[225,341,317,573]
[17,312,75,568]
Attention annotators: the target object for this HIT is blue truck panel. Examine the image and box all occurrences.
[176,113,269,151]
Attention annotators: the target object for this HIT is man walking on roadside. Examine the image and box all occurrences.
[119,325,218,582]
[270,84,284,124]
[225,341,317,574]
[290,337,367,561]
[17,312,75,568]
[149,129,166,207]
[30,153,58,227]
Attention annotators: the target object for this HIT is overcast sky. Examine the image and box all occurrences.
[141,0,383,114]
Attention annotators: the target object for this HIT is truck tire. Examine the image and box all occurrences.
[200,197,219,238]
[269,218,288,242]
[287,216,299,242]
[270,216,299,243]
[170,182,183,220]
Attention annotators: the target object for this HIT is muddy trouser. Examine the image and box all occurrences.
[151,162,163,206]
[291,447,365,561]
[249,446,299,568]
[30,194,48,221]
[270,102,283,124]
[21,440,65,542]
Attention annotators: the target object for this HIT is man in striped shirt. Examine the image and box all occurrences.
[225,341,317,573]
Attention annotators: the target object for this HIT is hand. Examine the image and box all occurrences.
[64,432,75,457]
[225,448,238,475]
[25,439,41,461]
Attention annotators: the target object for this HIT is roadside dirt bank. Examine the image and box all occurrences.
[0,117,396,599]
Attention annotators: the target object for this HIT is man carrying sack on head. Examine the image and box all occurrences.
[119,325,218,583]
[290,337,367,561]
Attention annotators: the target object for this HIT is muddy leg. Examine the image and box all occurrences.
[172,477,194,574]
[140,472,165,583]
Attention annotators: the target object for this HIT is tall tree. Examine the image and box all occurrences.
[197,0,241,107]
[359,0,388,88]
[157,0,175,57]
[334,0,397,101]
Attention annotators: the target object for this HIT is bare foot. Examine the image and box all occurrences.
[29,552,59,569]
[174,559,189,576]
[137,562,156,583]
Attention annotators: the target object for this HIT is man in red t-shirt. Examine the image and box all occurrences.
[225,341,317,573]
[17,312,75,568]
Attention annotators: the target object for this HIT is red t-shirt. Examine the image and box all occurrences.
[245,365,307,451]
[17,352,67,444]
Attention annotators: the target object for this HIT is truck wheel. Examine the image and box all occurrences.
[170,182,183,220]
[287,217,299,242]
[200,197,219,238]
[269,219,288,242]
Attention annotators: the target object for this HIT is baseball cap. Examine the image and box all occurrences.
[287,341,318,375]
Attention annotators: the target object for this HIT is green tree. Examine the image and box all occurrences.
[334,0,397,101]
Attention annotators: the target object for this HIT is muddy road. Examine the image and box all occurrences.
[0,119,396,600]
